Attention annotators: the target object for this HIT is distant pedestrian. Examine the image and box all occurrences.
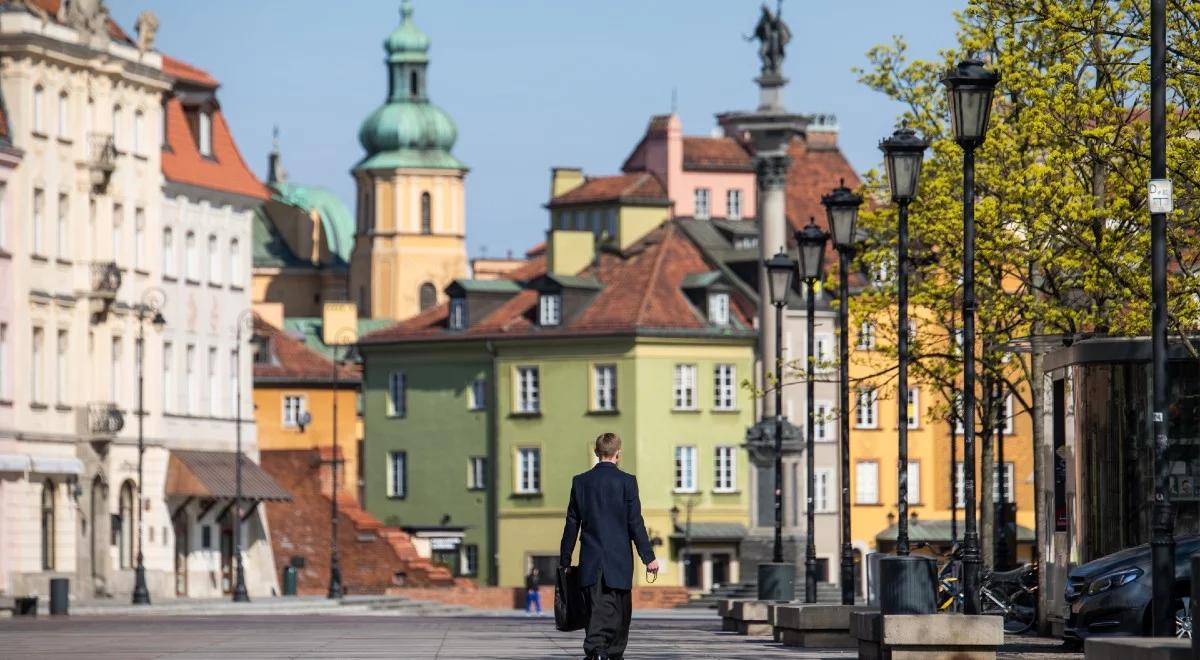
[525,567,543,615]
[559,432,659,660]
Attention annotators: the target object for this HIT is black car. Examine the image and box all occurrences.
[1064,535,1198,642]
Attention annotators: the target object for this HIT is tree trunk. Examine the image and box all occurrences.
[979,372,995,571]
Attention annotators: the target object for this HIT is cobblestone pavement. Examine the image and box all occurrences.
[0,614,1085,659]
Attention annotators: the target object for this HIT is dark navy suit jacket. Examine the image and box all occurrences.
[559,462,655,590]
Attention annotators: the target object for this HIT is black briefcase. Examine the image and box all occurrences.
[555,566,587,632]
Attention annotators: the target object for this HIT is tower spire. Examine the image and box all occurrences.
[268,124,287,184]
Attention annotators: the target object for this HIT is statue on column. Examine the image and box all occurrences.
[748,2,791,79]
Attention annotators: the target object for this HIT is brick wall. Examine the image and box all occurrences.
[389,585,689,610]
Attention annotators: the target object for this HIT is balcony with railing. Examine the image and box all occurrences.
[88,261,122,323]
[87,132,116,193]
[77,402,125,440]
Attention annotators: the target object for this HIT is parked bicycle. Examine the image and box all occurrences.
[980,564,1038,634]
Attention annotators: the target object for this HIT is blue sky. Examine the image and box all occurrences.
[109,0,963,258]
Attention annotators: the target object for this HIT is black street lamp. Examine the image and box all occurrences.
[327,328,358,600]
[132,287,166,606]
[880,126,928,558]
[1148,0,1174,637]
[943,57,999,615]
[762,251,796,601]
[795,219,828,604]
[822,180,863,605]
[232,310,254,603]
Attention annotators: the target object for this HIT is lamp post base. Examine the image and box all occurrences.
[232,562,250,603]
[757,562,796,602]
[131,563,151,605]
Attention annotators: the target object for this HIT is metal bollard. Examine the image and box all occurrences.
[49,578,68,615]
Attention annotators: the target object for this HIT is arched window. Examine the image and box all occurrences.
[420,192,432,235]
[163,227,174,277]
[133,109,144,154]
[119,480,135,569]
[41,481,55,570]
[57,91,69,138]
[32,86,45,133]
[112,104,121,148]
[419,283,437,311]
[229,238,241,284]
[185,231,197,281]
[409,70,420,97]
[89,476,106,577]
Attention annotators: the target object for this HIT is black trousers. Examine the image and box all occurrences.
[582,570,632,658]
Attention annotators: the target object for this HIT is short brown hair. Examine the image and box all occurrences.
[594,432,622,459]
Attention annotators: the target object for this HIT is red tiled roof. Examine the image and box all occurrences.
[525,242,546,258]
[253,316,359,383]
[161,59,269,200]
[682,137,753,171]
[548,172,668,206]
[361,223,753,344]
[786,136,862,261]
[162,55,219,88]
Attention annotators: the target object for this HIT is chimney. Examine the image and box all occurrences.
[546,229,595,276]
[805,113,840,150]
[550,167,585,200]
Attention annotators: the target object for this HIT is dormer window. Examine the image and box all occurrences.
[449,297,467,330]
[197,111,212,156]
[708,292,730,326]
[539,293,562,326]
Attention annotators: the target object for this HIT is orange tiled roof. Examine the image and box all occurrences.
[361,223,753,344]
[682,137,753,171]
[785,136,862,262]
[253,316,359,383]
[547,172,668,207]
[161,57,269,200]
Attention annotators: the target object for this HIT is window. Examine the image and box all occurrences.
[55,330,68,405]
[856,461,879,504]
[386,451,407,498]
[118,481,134,567]
[906,461,921,504]
[163,228,175,277]
[953,328,965,355]
[31,327,43,403]
[33,86,44,133]
[229,350,238,415]
[57,92,68,138]
[449,297,467,330]
[515,367,539,413]
[468,456,486,490]
[111,105,121,148]
[539,293,561,326]
[726,189,742,220]
[673,364,698,410]
[813,400,832,441]
[604,208,617,239]
[111,203,123,264]
[387,371,407,417]
[56,193,68,258]
[855,387,878,429]
[198,111,212,156]
[132,110,143,154]
[714,446,737,492]
[419,283,437,311]
[207,235,220,284]
[0,183,7,250]
[813,334,832,370]
[714,364,737,410]
[857,321,877,350]
[409,70,420,97]
[674,446,698,492]
[814,468,835,513]
[134,209,145,269]
[282,394,307,428]
[185,345,196,414]
[516,447,541,494]
[207,347,219,416]
[733,235,758,250]
[955,462,1016,506]
[708,292,730,326]
[907,387,920,429]
[185,231,197,281]
[162,341,173,413]
[41,481,55,570]
[229,238,241,284]
[32,188,44,255]
[996,393,1015,434]
[420,191,432,234]
[462,544,479,577]
[694,188,711,220]
[0,323,7,400]
[469,378,486,411]
[592,364,616,412]
[111,337,123,405]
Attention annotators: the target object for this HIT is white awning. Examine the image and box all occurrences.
[0,454,32,472]
[29,456,84,475]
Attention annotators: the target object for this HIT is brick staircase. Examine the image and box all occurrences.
[262,449,472,595]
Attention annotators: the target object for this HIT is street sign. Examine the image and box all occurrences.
[1149,179,1174,214]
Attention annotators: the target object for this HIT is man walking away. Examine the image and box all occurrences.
[559,432,659,660]
[525,567,543,615]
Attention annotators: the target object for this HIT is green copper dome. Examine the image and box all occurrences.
[355,1,466,172]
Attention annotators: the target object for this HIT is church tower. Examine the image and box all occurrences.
[350,0,468,320]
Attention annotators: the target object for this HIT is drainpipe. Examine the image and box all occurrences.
[485,339,499,586]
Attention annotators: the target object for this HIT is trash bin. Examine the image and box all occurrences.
[878,555,937,614]
[14,596,37,617]
[282,566,297,596]
[49,578,69,615]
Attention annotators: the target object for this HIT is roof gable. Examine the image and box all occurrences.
[547,172,668,207]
